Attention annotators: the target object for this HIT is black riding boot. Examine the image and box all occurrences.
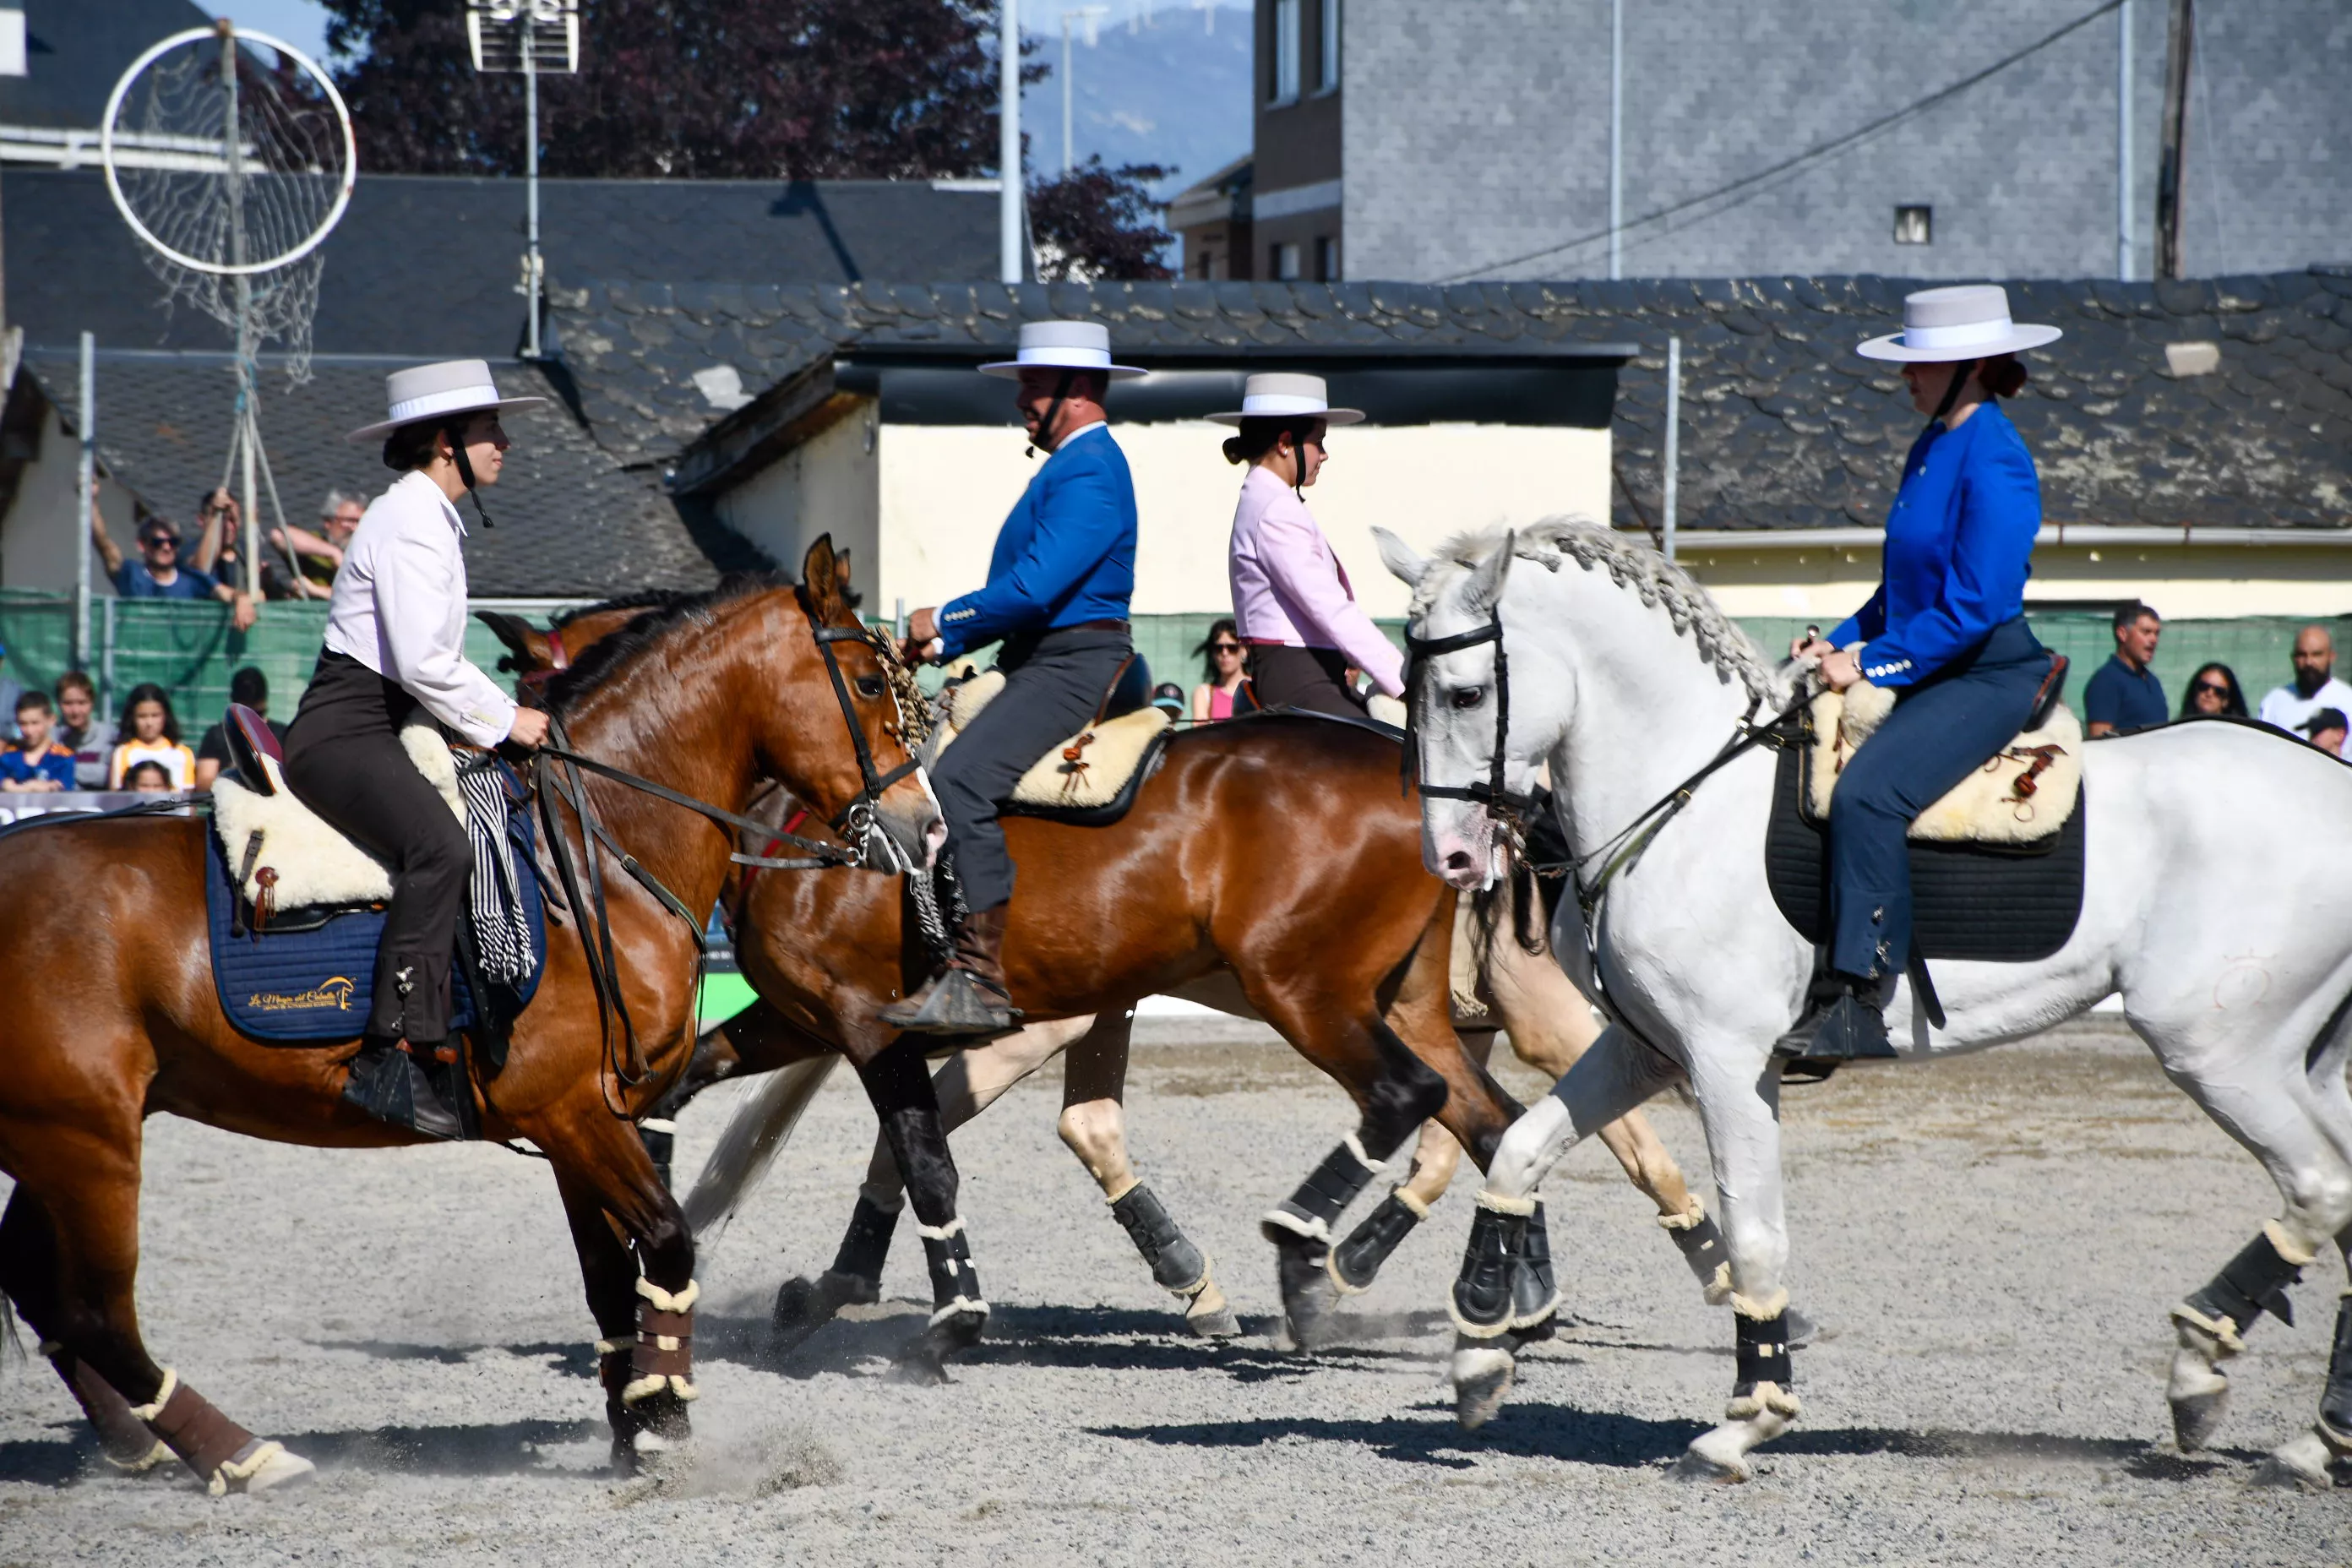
[879,904,1021,1037]
[342,1037,465,1141]
[1773,971,1895,1062]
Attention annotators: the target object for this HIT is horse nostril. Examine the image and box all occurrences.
[1444,850,1475,874]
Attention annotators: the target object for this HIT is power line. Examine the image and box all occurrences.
[1438,0,2126,283]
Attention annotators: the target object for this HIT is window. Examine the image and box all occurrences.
[1893,204,1932,245]
[1271,0,1300,103]
[1273,242,1302,280]
[1318,0,1341,93]
[1315,236,1340,281]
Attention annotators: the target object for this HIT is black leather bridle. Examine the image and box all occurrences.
[1403,611,1543,831]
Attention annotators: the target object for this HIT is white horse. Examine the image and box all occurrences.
[1376,518,2352,1484]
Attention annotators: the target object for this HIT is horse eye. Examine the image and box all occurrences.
[1450,686,1485,710]
[854,674,887,699]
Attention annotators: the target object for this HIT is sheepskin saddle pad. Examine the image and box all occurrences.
[925,668,1173,825]
[1805,680,2082,847]
[210,719,465,913]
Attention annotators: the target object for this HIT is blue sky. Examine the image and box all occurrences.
[199,0,336,66]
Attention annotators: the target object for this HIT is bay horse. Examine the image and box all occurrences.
[0,538,936,1489]
[1391,519,2352,1484]
[485,599,1731,1356]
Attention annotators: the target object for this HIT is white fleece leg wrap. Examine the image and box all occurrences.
[212,1439,290,1496]
[2267,1217,2320,1267]
[634,1276,701,1314]
[622,1277,702,1404]
[1102,1174,1143,1205]
[1392,1186,1432,1221]
[1704,1260,1733,1307]
[1344,1133,1386,1176]
[127,1368,178,1424]
[1726,1382,1803,1420]
[1473,1189,1537,1217]
[914,1217,968,1241]
[1658,1194,1707,1231]
[1731,1287,1791,1321]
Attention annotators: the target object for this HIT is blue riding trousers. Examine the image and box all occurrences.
[1828,617,2050,979]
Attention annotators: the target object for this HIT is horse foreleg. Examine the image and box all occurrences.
[0,1190,169,1474]
[553,1170,668,1473]
[855,1033,987,1381]
[1058,1010,1239,1338]
[1326,1032,1490,1303]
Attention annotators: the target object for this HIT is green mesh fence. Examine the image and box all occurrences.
[4,590,2345,737]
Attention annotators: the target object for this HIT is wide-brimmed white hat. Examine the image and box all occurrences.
[346,359,549,444]
[977,319,1146,380]
[1857,285,2062,362]
[1206,372,1364,427]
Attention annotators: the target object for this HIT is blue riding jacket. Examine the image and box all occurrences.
[937,425,1137,660]
[1827,402,2042,689]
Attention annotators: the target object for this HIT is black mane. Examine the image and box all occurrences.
[541,571,793,716]
[551,588,685,630]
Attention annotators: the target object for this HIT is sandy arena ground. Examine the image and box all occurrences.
[2,1019,2349,1565]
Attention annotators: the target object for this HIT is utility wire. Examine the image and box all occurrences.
[1438,0,2126,283]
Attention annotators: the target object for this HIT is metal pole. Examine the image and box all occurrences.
[74,331,92,670]
[525,25,542,358]
[2155,0,2194,280]
[1000,0,1023,283]
[1662,335,1681,563]
[1062,12,1075,175]
[221,25,259,596]
[1608,0,1623,280]
[2116,0,2133,281]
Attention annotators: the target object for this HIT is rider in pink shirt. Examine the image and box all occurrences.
[1219,374,1404,716]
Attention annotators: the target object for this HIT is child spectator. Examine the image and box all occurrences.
[53,671,117,789]
[0,692,76,792]
[195,667,287,789]
[109,683,197,790]
[122,760,177,793]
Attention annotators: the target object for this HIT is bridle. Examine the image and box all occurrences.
[1403,608,1543,834]
[809,623,927,874]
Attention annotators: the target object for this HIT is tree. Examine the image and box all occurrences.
[1027,158,1174,281]
[320,0,1038,179]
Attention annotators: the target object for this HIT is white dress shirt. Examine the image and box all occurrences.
[323,470,517,748]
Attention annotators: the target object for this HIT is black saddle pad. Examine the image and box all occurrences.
[1763,742,2084,962]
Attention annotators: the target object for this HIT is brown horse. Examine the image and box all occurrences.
[0,539,936,1489]
[486,602,1726,1355]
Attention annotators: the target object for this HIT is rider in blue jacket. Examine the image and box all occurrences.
[1784,285,2063,1060]
[886,321,1143,1034]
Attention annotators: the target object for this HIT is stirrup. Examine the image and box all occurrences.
[1772,988,1895,1063]
[341,1039,466,1141]
[879,969,1022,1038]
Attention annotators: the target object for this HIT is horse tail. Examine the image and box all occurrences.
[680,1056,840,1250]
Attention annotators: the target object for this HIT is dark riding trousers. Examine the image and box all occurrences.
[1248,643,1367,717]
[933,626,1133,912]
[282,650,471,1043]
[1827,616,2050,979]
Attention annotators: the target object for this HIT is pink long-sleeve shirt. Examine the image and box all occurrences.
[1227,466,1407,698]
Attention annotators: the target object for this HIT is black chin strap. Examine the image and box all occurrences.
[1925,357,1978,433]
[1026,370,1077,460]
[451,426,495,527]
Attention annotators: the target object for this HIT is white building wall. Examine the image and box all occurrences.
[713,404,880,594]
[875,421,1611,619]
[1,400,136,594]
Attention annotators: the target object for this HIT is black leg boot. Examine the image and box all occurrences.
[1111,1183,1238,1337]
[1263,1135,1387,1352]
[774,1192,898,1348]
[1447,1192,1533,1430]
[1329,1188,1429,1295]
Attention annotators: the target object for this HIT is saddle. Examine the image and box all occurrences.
[927,668,1173,826]
[202,705,546,1044]
[1765,656,2086,964]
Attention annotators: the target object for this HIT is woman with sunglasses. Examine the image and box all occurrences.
[1217,373,1402,716]
[2180,662,2249,720]
[1189,617,1258,722]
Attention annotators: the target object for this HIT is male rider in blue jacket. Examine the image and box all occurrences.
[885,321,1143,1034]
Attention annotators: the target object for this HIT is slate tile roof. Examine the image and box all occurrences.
[19,352,760,597]
[556,272,2352,531]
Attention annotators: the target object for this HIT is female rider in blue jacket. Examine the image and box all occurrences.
[1783,285,2063,1061]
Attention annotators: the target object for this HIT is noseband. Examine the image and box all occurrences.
[810,623,927,871]
[1403,611,1543,834]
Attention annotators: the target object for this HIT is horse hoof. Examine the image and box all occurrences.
[1670,1446,1750,1484]
[1274,1240,1340,1353]
[894,1304,986,1381]
[772,1271,872,1351]
[227,1442,317,1494]
[1450,1342,1516,1431]
[2170,1383,2230,1452]
[2256,1432,2338,1491]
[104,1439,177,1476]
[1185,1304,1243,1339]
[1785,1306,1819,1350]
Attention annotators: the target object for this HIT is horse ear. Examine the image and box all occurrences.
[476,609,550,673]
[1463,531,1516,615]
[1372,527,1427,588]
[801,533,841,618]
[835,549,854,591]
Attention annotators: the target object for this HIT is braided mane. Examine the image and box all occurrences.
[1414,518,1791,706]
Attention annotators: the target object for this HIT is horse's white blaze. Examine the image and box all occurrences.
[1402,521,2352,1465]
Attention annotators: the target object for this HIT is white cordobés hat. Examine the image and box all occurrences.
[978,319,1146,379]
[1207,372,1364,427]
[1857,285,2062,363]
[346,359,549,444]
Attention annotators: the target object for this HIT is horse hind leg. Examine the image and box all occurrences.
[0,1190,169,1474]
[850,1034,989,1382]
[2251,1008,2352,1487]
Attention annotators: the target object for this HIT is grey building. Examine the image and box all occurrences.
[1303,0,2349,283]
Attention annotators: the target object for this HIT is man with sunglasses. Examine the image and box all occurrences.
[87,488,258,631]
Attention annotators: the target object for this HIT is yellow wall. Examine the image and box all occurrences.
[714,405,880,590]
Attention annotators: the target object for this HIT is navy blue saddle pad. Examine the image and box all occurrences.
[204,783,548,1043]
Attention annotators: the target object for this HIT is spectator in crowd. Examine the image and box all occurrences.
[1151,681,1186,720]
[2083,601,2167,737]
[2299,707,2348,758]
[194,667,287,789]
[2257,626,2352,734]
[53,671,116,789]
[109,683,197,790]
[88,489,259,631]
[2178,662,2249,720]
[264,488,365,600]
[122,760,176,793]
[0,691,76,792]
[1190,617,1257,721]
[0,639,20,743]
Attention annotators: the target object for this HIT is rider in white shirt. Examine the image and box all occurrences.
[280,361,553,1138]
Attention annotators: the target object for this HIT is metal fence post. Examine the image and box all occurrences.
[74,332,94,670]
[1662,335,1681,563]
[100,596,117,710]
